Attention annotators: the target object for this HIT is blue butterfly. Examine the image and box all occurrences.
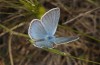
[28,7,79,48]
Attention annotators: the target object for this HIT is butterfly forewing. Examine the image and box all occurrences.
[28,19,47,40]
[41,8,60,35]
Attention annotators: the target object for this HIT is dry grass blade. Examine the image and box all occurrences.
[0,22,25,37]
[0,24,29,38]
[63,7,100,24]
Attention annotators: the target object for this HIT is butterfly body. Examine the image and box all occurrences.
[28,7,79,48]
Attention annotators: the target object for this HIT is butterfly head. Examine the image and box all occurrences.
[45,35,55,41]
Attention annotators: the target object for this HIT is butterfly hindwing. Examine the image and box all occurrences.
[35,40,53,48]
[41,8,60,35]
[54,36,79,45]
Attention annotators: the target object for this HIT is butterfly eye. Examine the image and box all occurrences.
[47,36,53,40]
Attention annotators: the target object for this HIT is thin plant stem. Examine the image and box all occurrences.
[0,22,25,37]
[8,34,14,65]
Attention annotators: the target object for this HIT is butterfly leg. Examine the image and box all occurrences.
[51,41,57,48]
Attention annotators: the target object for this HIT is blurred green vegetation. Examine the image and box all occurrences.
[0,0,100,65]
